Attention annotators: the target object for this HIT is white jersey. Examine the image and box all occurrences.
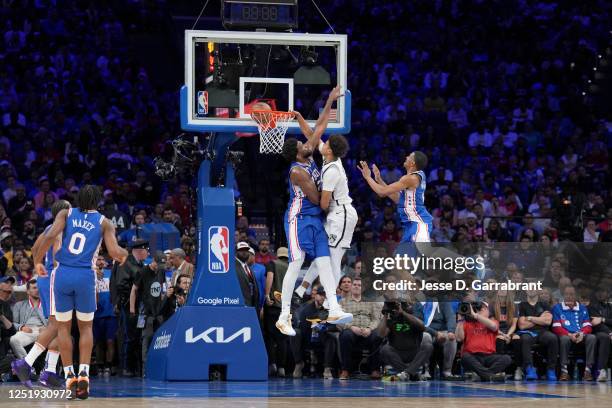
[321,158,353,210]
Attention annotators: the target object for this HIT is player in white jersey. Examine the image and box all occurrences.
[294,133,357,297]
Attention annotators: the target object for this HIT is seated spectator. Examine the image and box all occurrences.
[118,213,147,244]
[583,219,599,242]
[456,301,511,382]
[516,283,558,380]
[176,274,192,294]
[339,278,382,380]
[551,286,596,381]
[0,276,16,356]
[337,275,352,300]
[420,280,460,380]
[290,285,337,379]
[379,298,430,381]
[10,280,46,359]
[588,286,612,382]
[168,248,194,286]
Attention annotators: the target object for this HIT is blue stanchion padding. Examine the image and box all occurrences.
[146,133,267,381]
[145,305,267,381]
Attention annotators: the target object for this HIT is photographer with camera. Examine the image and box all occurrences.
[379,298,430,381]
[456,300,511,382]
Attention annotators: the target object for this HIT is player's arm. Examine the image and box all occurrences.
[358,161,418,197]
[33,209,68,274]
[372,164,399,203]
[291,167,320,205]
[102,219,128,264]
[320,165,340,212]
[129,283,138,315]
[296,86,344,152]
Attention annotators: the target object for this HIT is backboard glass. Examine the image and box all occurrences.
[181,30,350,134]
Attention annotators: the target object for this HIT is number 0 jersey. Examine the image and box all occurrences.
[55,208,105,269]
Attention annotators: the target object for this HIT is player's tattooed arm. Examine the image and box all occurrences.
[290,167,320,205]
[295,85,344,153]
[372,164,399,203]
[293,111,314,139]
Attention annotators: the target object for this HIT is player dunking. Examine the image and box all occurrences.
[12,200,71,389]
[275,86,353,336]
[293,132,357,296]
[358,152,433,242]
[33,186,128,400]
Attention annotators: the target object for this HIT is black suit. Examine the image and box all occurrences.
[235,259,260,311]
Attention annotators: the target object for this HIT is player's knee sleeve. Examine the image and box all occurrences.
[54,311,73,322]
[76,311,95,321]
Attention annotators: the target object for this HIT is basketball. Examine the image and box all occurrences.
[6,0,611,407]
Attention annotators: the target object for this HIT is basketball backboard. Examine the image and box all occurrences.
[181,30,350,134]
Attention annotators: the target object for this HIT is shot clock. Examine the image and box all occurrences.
[222,0,299,30]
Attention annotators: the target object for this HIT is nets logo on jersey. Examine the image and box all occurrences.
[208,226,230,273]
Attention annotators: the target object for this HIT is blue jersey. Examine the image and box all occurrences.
[397,170,433,224]
[55,208,104,269]
[43,225,55,271]
[287,158,322,220]
[95,268,114,318]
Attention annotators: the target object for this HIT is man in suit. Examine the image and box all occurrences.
[235,242,260,313]
[168,248,194,287]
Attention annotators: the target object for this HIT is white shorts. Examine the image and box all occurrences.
[325,204,358,249]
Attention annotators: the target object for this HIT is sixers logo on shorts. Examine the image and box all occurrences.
[208,226,230,273]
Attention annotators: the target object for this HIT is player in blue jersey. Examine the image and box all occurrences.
[12,200,71,389]
[275,86,353,336]
[358,151,433,242]
[32,186,128,400]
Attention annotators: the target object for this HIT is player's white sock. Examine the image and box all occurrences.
[45,350,60,373]
[314,256,341,311]
[329,246,346,286]
[64,366,74,378]
[79,364,90,376]
[25,342,46,367]
[281,255,305,317]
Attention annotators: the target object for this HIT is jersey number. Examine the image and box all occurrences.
[68,233,86,255]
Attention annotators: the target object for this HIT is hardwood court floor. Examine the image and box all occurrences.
[0,378,610,407]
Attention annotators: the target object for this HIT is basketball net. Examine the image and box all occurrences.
[250,110,295,154]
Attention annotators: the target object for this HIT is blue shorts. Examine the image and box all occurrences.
[94,316,118,341]
[401,221,433,243]
[37,275,52,319]
[52,264,96,314]
[284,215,330,262]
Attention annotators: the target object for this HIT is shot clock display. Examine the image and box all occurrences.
[222,0,298,30]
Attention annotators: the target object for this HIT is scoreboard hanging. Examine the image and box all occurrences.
[222,0,299,30]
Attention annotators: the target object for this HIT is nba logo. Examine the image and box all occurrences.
[197,90,208,116]
[208,226,229,273]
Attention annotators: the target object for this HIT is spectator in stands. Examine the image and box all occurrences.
[247,246,266,312]
[290,285,337,379]
[0,277,16,357]
[456,301,510,382]
[338,275,352,299]
[588,286,611,382]
[168,248,194,287]
[94,256,116,377]
[264,247,289,377]
[516,281,558,381]
[339,278,382,380]
[119,213,147,244]
[420,279,460,380]
[10,280,46,358]
[551,286,596,381]
[235,242,259,312]
[255,238,276,265]
[176,274,192,294]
